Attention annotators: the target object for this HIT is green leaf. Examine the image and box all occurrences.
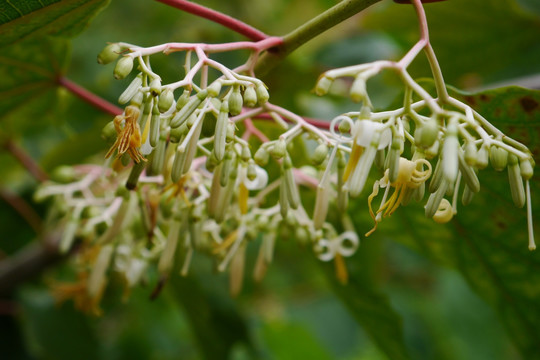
[370,86,540,357]
[364,0,540,87]
[169,275,256,360]
[0,0,111,47]
[0,38,69,130]
[316,223,412,360]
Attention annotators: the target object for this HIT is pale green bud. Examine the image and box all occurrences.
[315,76,332,96]
[97,43,122,65]
[462,184,474,206]
[207,81,222,97]
[271,139,287,159]
[338,120,351,134]
[158,88,174,113]
[176,90,191,110]
[254,147,269,166]
[101,121,117,143]
[415,118,439,149]
[243,86,257,107]
[149,78,162,97]
[490,145,508,171]
[114,56,134,80]
[464,142,477,166]
[256,83,269,104]
[312,143,328,165]
[241,146,251,162]
[228,86,243,116]
[149,104,161,147]
[476,145,489,169]
[247,161,257,181]
[508,154,525,208]
[118,73,143,104]
[520,158,534,180]
[350,76,367,103]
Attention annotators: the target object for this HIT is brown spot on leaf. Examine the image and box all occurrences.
[479,94,491,102]
[519,97,539,114]
[464,96,476,107]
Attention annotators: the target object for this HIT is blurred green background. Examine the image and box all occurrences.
[1,0,540,359]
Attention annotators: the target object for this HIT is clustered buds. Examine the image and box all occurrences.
[37,37,536,314]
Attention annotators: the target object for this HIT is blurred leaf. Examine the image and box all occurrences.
[372,86,540,357]
[262,322,334,360]
[0,39,68,132]
[364,0,540,87]
[316,220,412,360]
[18,286,99,360]
[169,275,256,360]
[0,0,111,47]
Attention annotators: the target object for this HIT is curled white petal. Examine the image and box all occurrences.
[244,165,268,190]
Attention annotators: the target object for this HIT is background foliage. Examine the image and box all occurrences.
[0,0,539,359]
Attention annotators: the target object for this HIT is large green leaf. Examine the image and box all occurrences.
[364,0,540,87]
[0,0,110,47]
[367,86,540,357]
[0,39,69,129]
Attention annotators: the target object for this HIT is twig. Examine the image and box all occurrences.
[0,188,42,234]
[58,77,122,116]
[1,140,48,182]
[154,0,269,41]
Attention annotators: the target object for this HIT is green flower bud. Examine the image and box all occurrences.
[101,121,117,143]
[520,158,534,180]
[508,154,525,208]
[158,88,174,113]
[149,78,162,97]
[350,76,367,103]
[338,120,351,133]
[256,83,269,104]
[312,143,328,165]
[243,86,257,107]
[118,73,143,104]
[207,81,222,97]
[490,145,508,171]
[315,76,332,96]
[226,122,235,142]
[130,91,144,107]
[114,56,134,80]
[462,184,474,206]
[476,145,489,169]
[150,104,161,147]
[415,118,439,149]
[464,142,477,166]
[51,166,77,183]
[97,43,122,65]
[241,146,251,162]
[271,139,287,159]
[228,87,243,116]
[176,90,191,110]
[254,147,269,166]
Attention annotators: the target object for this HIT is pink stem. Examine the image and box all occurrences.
[58,77,122,116]
[154,0,269,41]
[243,118,270,143]
[2,140,48,182]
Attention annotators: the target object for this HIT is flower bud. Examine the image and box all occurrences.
[176,90,191,110]
[243,86,257,107]
[114,56,134,80]
[350,77,367,103]
[118,73,143,104]
[442,122,458,183]
[97,43,122,65]
[458,148,480,193]
[338,120,351,134]
[247,161,257,181]
[254,147,269,166]
[149,78,162,97]
[312,143,328,165]
[315,76,332,96]
[490,145,508,171]
[462,184,474,206]
[101,121,117,143]
[464,142,477,166]
[226,122,235,142]
[415,118,439,149]
[520,158,534,180]
[228,86,243,116]
[508,154,525,208]
[207,81,222,97]
[149,104,161,147]
[476,145,489,169]
[256,83,269,104]
[241,146,251,162]
[271,139,287,159]
[213,102,229,162]
[170,90,207,128]
[158,88,174,113]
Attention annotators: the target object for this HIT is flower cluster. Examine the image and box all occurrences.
[36,16,535,314]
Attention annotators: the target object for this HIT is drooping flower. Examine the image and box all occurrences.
[105,105,146,163]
